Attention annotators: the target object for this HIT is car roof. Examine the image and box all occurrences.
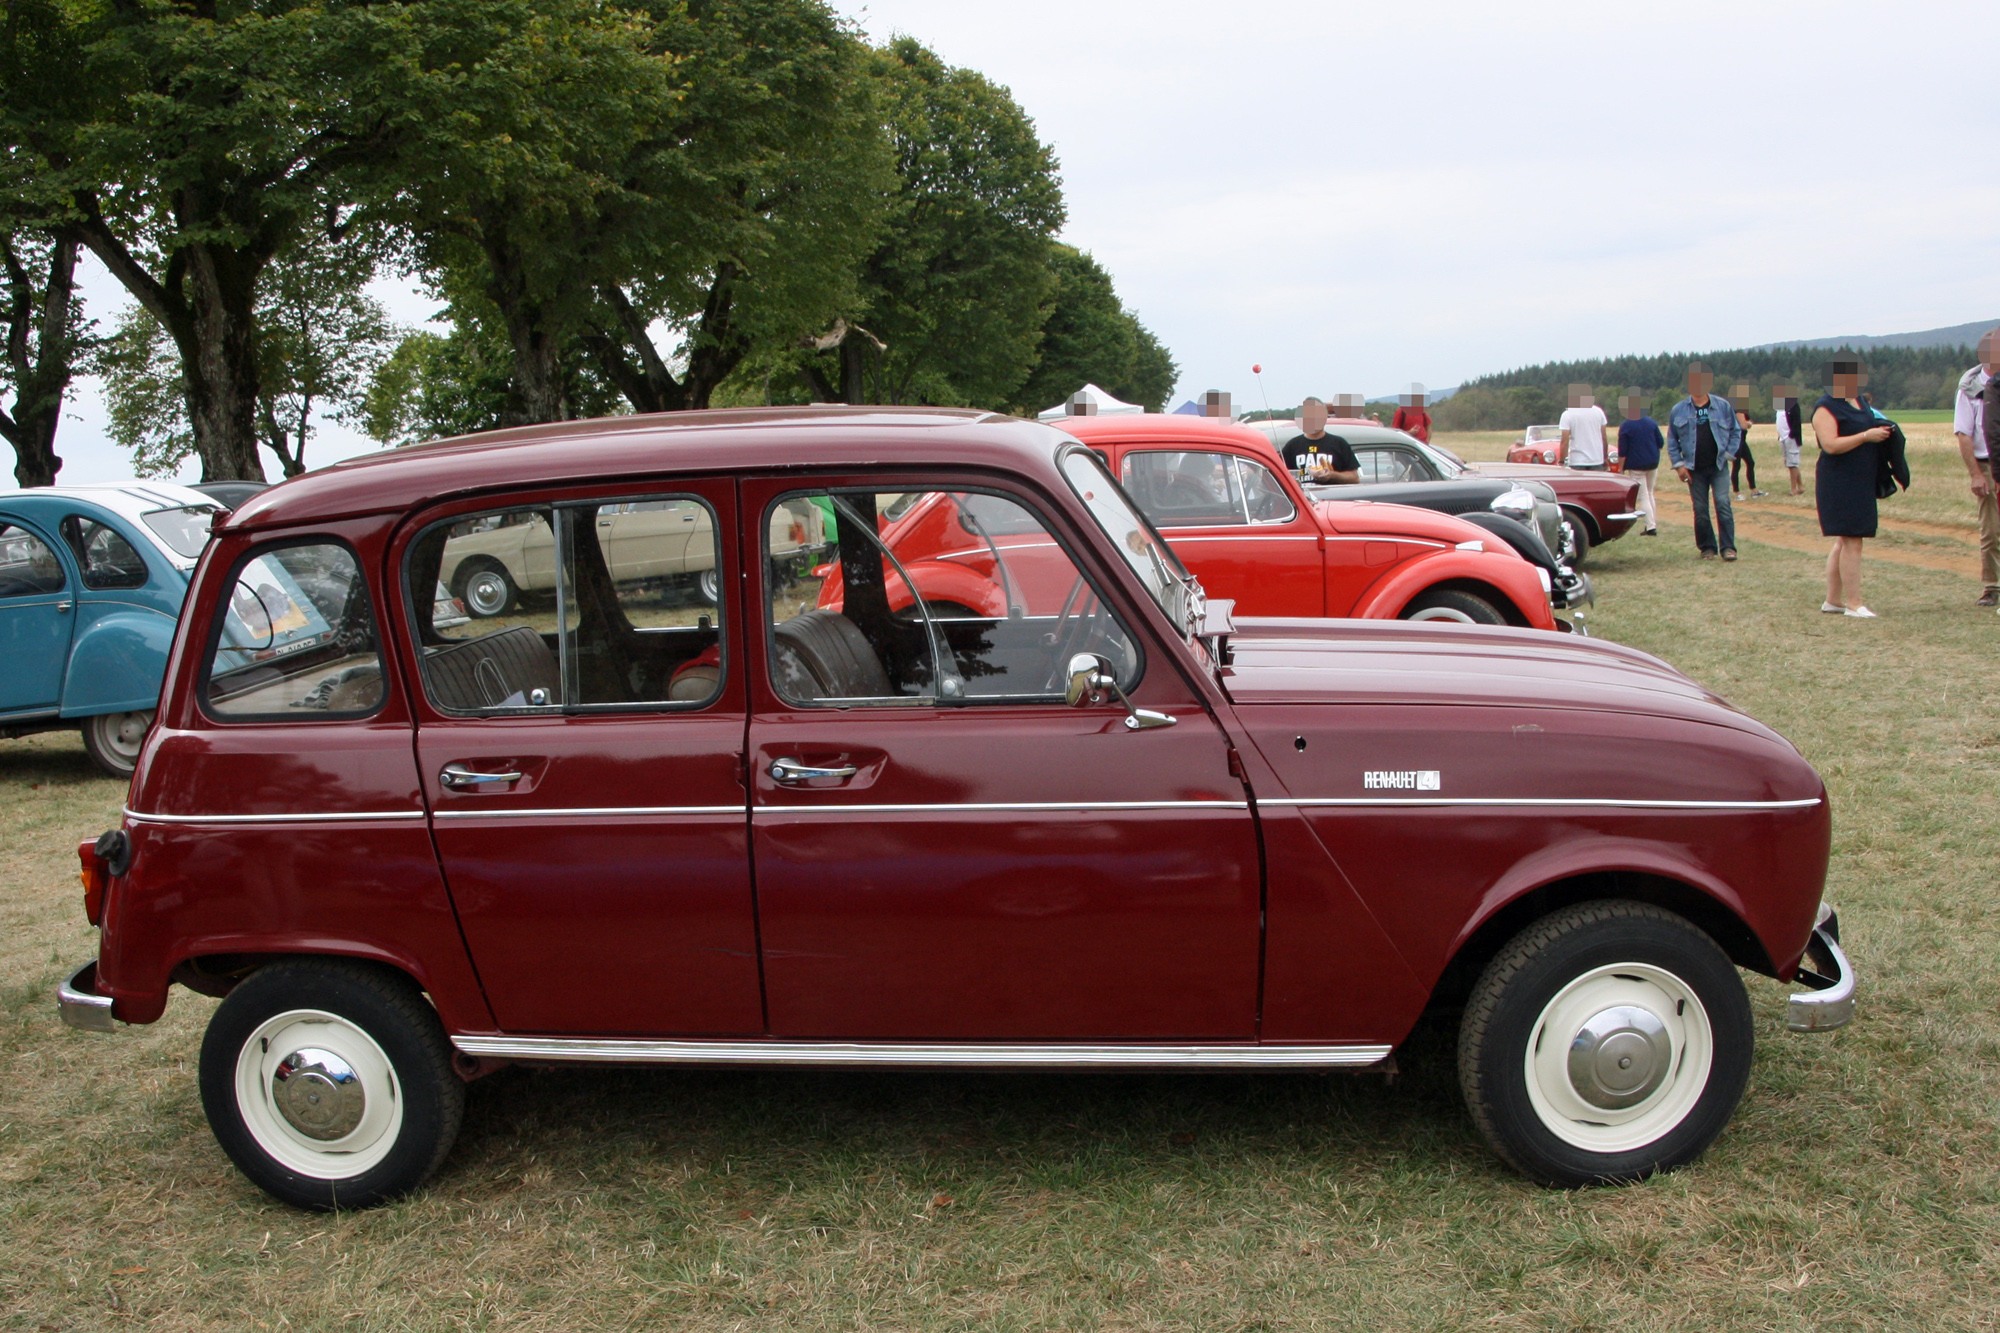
[222,407,1066,531]
[1242,420,1428,449]
[1055,413,1278,449]
[0,481,219,525]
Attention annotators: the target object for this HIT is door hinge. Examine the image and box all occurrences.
[1227,746,1248,782]
[734,750,748,789]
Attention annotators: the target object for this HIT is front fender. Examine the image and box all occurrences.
[59,605,178,716]
[1352,550,1556,630]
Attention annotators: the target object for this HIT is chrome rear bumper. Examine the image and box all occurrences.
[57,960,119,1033]
[1787,904,1855,1032]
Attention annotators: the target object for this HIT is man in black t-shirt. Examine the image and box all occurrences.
[1282,396,1360,483]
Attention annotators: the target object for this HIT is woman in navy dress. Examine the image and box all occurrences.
[1812,359,1894,617]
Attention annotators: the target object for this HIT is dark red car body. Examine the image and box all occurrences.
[62,407,1849,1199]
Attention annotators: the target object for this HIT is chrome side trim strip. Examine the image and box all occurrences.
[1260,797,1822,810]
[452,1036,1394,1069]
[757,800,1250,814]
[435,805,742,819]
[123,806,425,825]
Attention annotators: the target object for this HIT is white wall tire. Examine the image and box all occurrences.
[1458,901,1753,1187]
[200,960,464,1210]
[1401,588,1506,625]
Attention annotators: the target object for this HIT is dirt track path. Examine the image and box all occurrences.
[1649,489,1983,580]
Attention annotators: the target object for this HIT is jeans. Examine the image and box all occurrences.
[1686,464,1735,554]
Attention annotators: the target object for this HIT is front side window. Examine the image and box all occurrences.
[205,541,385,719]
[1120,451,1247,527]
[0,523,65,598]
[406,495,724,714]
[766,488,1137,707]
[60,516,149,589]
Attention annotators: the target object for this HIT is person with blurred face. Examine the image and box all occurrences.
[1954,331,2000,606]
[1282,396,1359,484]
[1812,358,1893,616]
[1392,385,1432,443]
[1615,391,1663,535]
[1773,383,1805,496]
[1665,363,1742,560]
[1731,383,1766,498]
[1558,383,1610,470]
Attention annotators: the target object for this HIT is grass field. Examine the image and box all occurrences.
[3,446,1998,1330]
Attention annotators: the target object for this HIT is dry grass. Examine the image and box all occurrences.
[4,466,1999,1330]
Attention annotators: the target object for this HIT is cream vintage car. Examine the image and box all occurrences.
[438,497,826,617]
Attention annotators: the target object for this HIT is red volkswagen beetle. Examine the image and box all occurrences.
[61,407,1851,1209]
[1058,415,1560,630]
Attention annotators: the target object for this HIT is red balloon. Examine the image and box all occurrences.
[1252,364,1262,374]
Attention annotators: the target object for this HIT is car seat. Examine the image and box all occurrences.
[420,625,561,710]
[771,610,892,702]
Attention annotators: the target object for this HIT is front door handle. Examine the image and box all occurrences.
[769,757,859,785]
[55,600,73,613]
[440,763,524,789]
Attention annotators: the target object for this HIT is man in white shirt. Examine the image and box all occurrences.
[1954,330,2000,606]
[1558,384,1610,470]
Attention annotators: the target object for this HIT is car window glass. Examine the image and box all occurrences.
[1234,457,1297,522]
[205,542,385,719]
[1353,450,1385,483]
[407,497,723,714]
[60,516,149,589]
[0,523,66,598]
[767,489,1137,707]
[1120,451,1248,527]
[140,505,217,558]
[1057,447,1191,631]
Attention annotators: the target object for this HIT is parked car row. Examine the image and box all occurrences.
[56,406,1851,1212]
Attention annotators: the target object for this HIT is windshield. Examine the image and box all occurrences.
[1058,446,1199,630]
[140,505,218,559]
[1416,442,1466,477]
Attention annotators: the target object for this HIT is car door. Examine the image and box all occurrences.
[1114,447,1326,616]
[402,480,762,1036]
[743,476,1262,1042]
[0,517,77,716]
[601,499,699,579]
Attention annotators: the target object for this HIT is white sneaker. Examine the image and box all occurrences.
[1843,606,1877,618]
[1820,602,1844,613]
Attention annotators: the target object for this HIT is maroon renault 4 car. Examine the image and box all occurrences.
[60,408,1852,1209]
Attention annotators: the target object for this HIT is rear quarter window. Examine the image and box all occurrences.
[201,540,386,720]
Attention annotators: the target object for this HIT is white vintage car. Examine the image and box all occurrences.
[438,497,827,617]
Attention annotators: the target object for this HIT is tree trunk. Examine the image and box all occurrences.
[485,236,571,426]
[1,233,80,487]
[181,245,270,482]
[681,261,749,412]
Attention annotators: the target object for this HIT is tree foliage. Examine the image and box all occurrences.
[1010,245,1176,413]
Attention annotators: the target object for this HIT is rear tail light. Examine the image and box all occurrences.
[78,830,131,926]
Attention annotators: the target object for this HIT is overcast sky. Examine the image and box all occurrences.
[43,0,1998,483]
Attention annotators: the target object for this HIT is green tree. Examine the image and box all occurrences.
[361,317,624,446]
[1011,245,1176,413]
[801,38,1064,408]
[101,234,400,477]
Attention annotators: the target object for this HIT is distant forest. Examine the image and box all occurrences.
[1436,343,1976,431]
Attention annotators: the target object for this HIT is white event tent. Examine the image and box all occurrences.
[1036,383,1144,422]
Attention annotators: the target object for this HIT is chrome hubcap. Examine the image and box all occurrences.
[466,571,507,615]
[272,1047,365,1140]
[1565,1004,1672,1109]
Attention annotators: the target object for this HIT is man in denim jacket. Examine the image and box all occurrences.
[1666,363,1743,560]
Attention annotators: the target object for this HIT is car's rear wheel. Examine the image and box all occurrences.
[81,709,152,779]
[1401,588,1506,625]
[1559,510,1592,567]
[693,566,720,605]
[199,959,464,1211]
[1458,901,1753,1187]
[455,560,518,618]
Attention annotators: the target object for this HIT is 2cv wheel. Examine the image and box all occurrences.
[80,709,153,779]
[1457,901,1753,1187]
[199,959,464,1210]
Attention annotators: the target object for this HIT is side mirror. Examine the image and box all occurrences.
[1065,651,1175,731]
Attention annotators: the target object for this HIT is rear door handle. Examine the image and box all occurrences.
[769,757,858,785]
[440,763,524,789]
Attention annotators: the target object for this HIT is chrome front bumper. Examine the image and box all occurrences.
[1787,904,1855,1032]
[58,960,119,1033]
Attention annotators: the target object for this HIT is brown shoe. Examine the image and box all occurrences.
[1699,551,1717,560]
[1980,589,1999,608]
[1722,549,1738,562]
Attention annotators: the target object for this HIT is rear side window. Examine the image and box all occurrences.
[60,516,149,589]
[204,541,385,719]
[140,505,217,558]
[0,523,66,597]
[405,495,724,714]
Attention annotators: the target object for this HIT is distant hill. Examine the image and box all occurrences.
[1755,319,1997,352]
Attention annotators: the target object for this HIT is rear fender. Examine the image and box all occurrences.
[58,606,177,716]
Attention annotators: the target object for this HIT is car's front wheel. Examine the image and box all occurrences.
[1401,588,1506,625]
[1559,510,1593,567]
[199,959,464,1210]
[1458,901,1753,1187]
[693,566,721,605]
[80,709,152,779]
[455,560,518,618]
